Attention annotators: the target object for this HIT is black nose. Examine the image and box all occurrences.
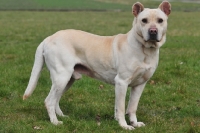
[148,28,158,41]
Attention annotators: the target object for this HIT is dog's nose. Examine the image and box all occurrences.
[148,27,158,42]
[149,28,158,35]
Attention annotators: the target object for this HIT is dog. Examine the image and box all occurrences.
[23,1,171,130]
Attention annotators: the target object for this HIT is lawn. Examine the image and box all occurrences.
[0,1,200,133]
[0,0,200,11]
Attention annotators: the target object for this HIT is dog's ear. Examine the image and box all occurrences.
[159,1,171,16]
[132,2,144,17]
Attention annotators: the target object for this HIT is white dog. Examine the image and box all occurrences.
[23,1,171,130]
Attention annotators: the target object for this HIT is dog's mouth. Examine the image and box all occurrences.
[136,31,160,43]
[136,31,161,48]
[137,33,160,48]
[146,38,160,42]
[145,36,160,46]
[147,28,160,42]
[144,42,157,48]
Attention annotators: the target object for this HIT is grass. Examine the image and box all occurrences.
[0,0,200,11]
[0,1,200,133]
[0,0,130,11]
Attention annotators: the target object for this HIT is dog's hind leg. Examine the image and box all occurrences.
[55,71,82,117]
[45,68,74,125]
[55,77,75,117]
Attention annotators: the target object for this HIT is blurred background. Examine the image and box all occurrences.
[0,0,200,12]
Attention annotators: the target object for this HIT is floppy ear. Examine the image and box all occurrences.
[132,2,144,17]
[159,1,171,16]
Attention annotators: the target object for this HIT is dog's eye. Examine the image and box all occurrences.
[158,18,163,23]
[142,18,148,23]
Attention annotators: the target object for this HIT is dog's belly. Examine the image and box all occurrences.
[93,70,116,84]
[74,64,116,84]
[74,63,156,87]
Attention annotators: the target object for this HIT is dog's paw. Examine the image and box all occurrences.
[121,125,135,130]
[51,120,63,125]
[56,112,68,117]
[130,121,145,127]
[57,121,63,125]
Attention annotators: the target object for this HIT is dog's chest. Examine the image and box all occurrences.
[129,55,158,87]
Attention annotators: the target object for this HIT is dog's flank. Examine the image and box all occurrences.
[23,1,171,130]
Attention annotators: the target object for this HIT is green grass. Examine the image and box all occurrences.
[0,1,200,133]
[0,0,200,11]
[0,0,129,11]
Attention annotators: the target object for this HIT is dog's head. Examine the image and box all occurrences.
[132,1,171,48]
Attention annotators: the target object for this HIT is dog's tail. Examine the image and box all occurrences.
[23,42,44,100]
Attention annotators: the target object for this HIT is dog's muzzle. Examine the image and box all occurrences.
[148,27,159,42]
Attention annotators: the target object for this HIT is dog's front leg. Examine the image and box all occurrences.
[114,75,135,130]
[126,83,146,128]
